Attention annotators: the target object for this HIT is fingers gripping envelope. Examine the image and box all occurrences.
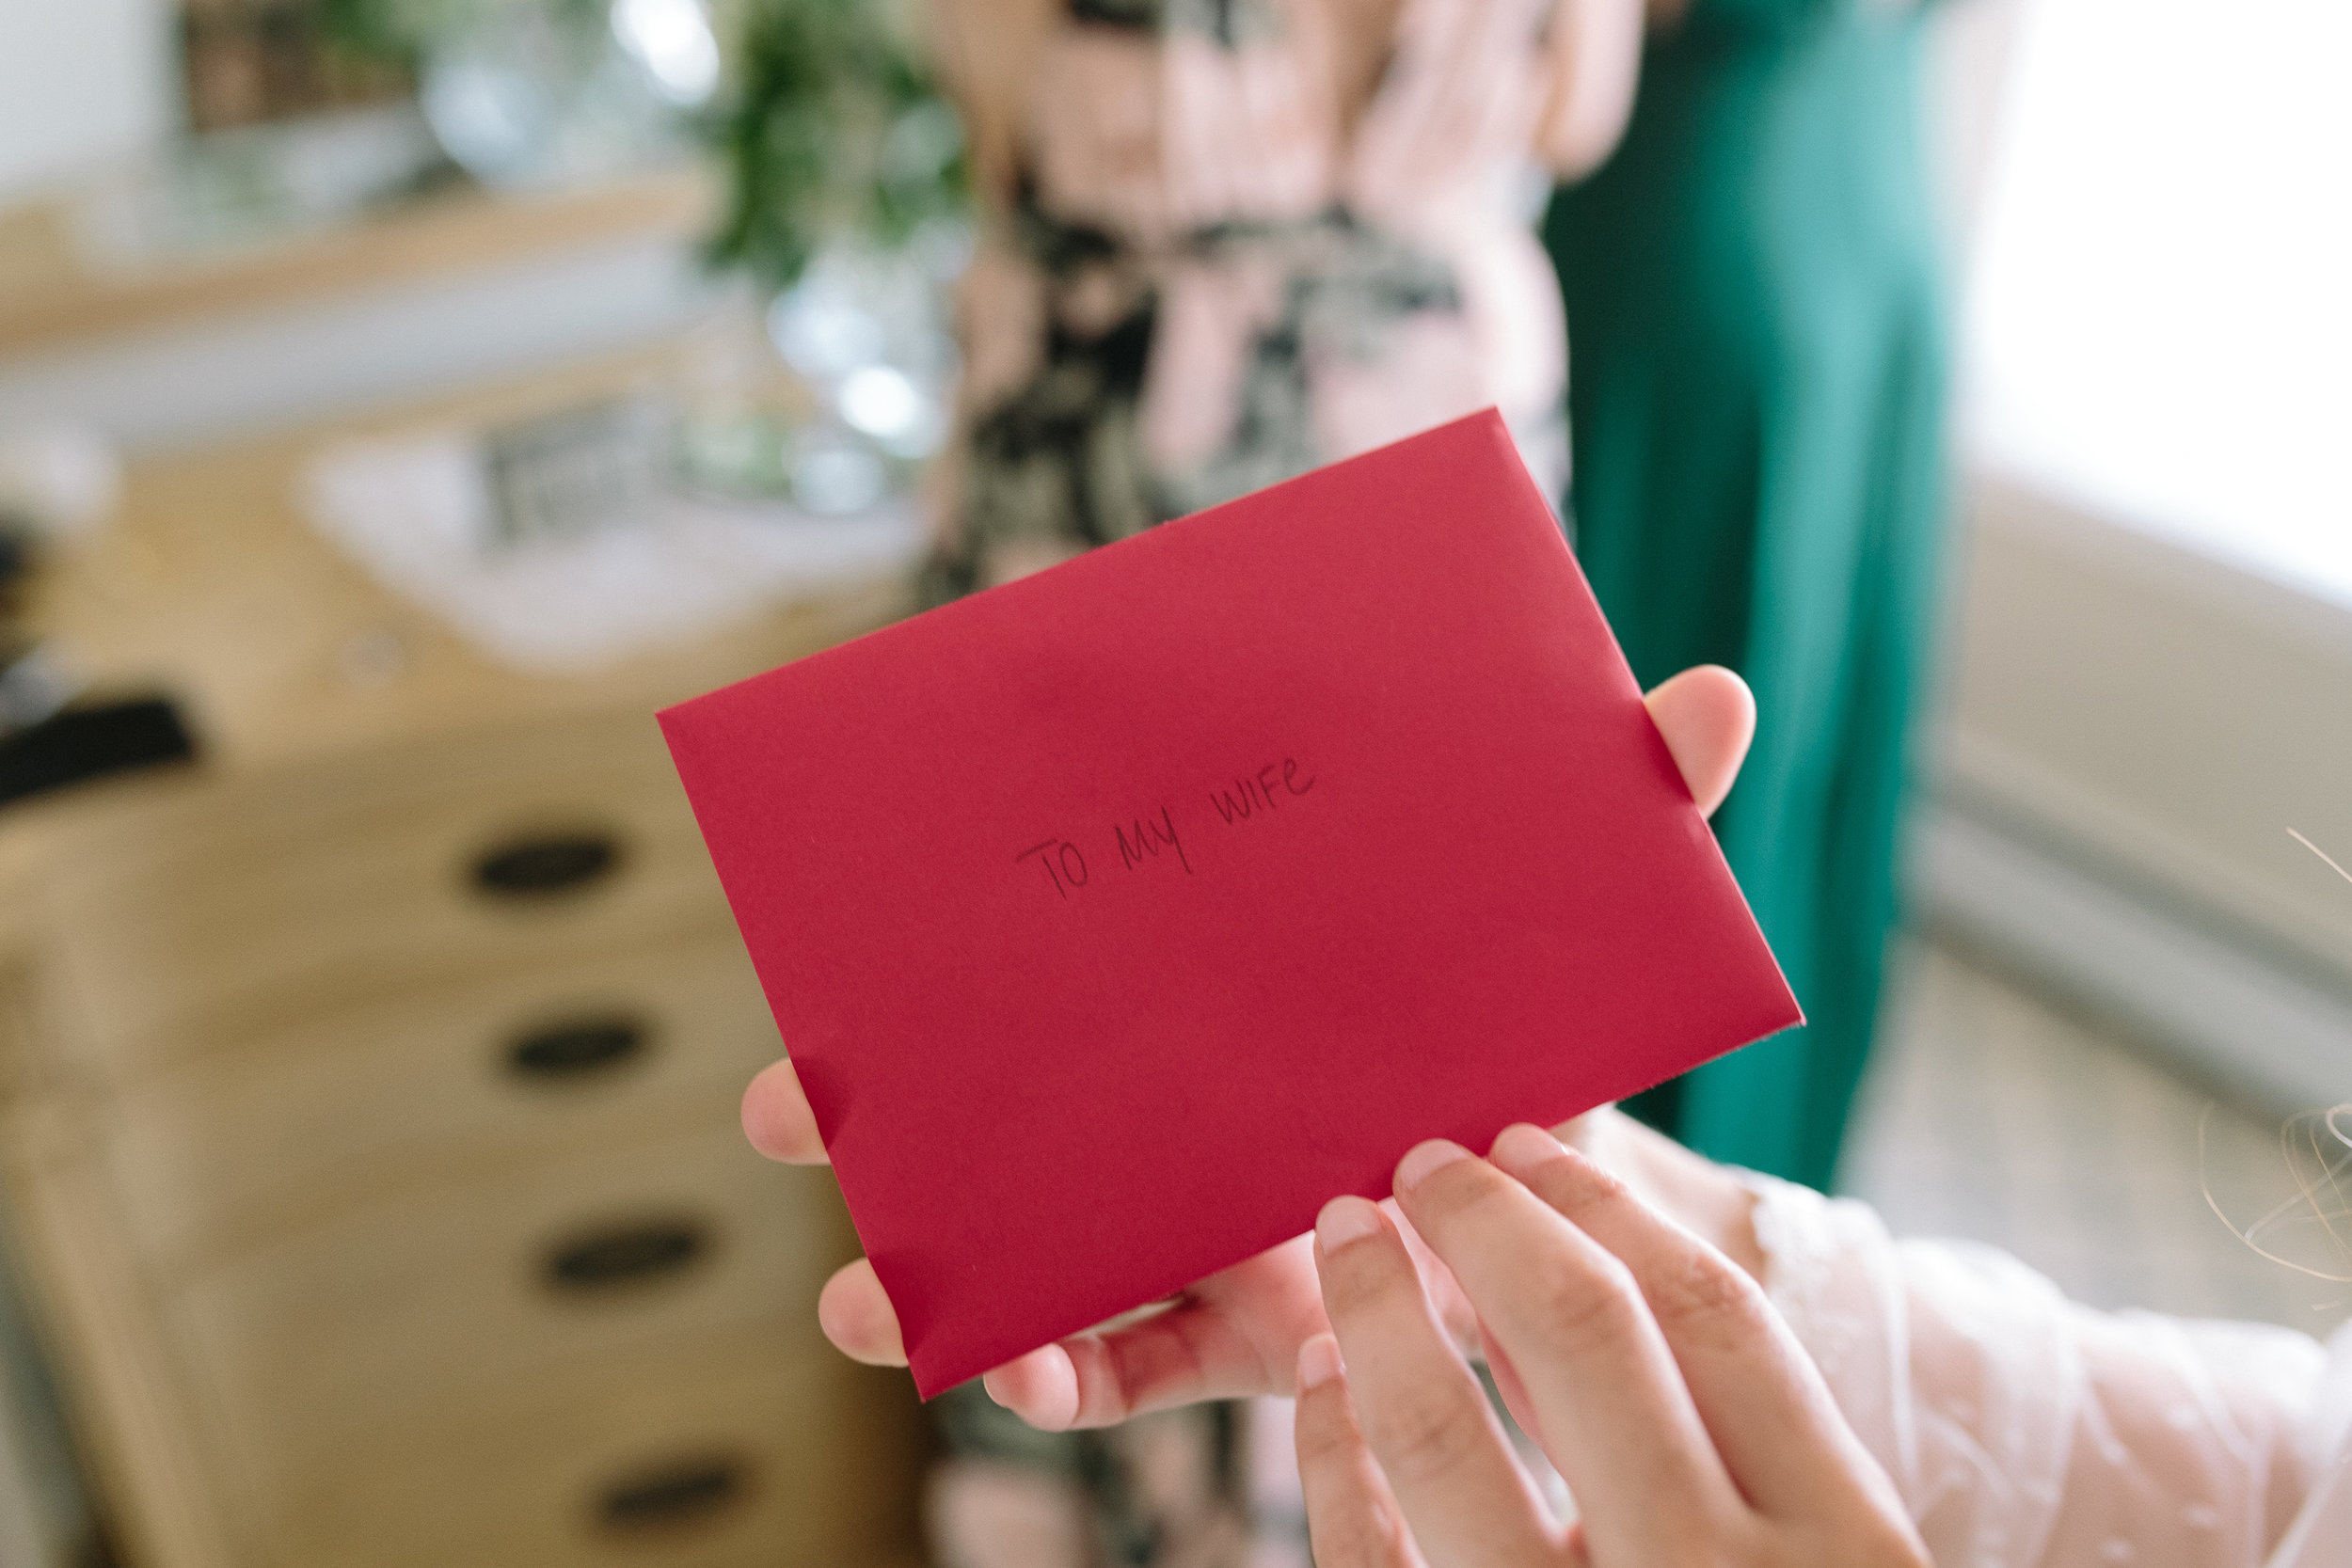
[659,410,1800,1396]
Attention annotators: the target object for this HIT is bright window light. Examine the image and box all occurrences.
[838,366,922,439]
[1963,0,2352,606]
[612,0,721,107]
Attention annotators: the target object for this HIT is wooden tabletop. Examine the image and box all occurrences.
[0,171,713,362]
[24,337,914,777]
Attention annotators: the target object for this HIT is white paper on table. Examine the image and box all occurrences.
[303,429,924,674]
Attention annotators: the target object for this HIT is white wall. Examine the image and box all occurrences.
[0,0,176,201]
[1927,0,2028,248]
[1917,0,2352,1115]
[1923,477,2352,1114]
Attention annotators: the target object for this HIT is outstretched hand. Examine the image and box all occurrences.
[1292,1129,1928,1568]
[739,664,1759,1428]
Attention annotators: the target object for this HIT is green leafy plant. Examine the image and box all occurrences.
[319,0,966,289]
[703,0,968,292]
[315,0,608,59]
[313,0,421,62]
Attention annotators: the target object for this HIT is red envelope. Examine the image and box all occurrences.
[660,410,1799,1397]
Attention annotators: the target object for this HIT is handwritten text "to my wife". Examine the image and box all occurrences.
[1014,755,1318,900]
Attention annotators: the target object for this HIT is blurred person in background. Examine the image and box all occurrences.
[1543,0,1949,1191]
[915,0,1643,603]
[907,0,1646,1560]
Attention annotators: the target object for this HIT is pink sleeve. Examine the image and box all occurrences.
[1744,1176,2352,1568]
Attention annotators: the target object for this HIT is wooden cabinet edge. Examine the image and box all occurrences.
[0,171,717,363]
[0,1113,246,1568]
[0,861,245,1564]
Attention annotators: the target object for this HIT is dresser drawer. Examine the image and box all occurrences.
[107,931,781,1273]
[246,1326,926,1568]
[172,1123,857,1471]
[39,710,732,1075]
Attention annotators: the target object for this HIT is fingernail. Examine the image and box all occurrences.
[1316,1196,1382,1252]
[1394,1139,1471,1192]
[1297,1334,1344,1390]
[1490,1122,1565,1173]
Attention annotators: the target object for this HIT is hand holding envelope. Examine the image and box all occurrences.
[739,664,1759,1430]
[661,412,1800,1402]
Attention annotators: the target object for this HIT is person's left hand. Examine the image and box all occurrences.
[1294,1125,1929,1568]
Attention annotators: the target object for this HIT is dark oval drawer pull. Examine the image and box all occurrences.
[470,832,622,897]
[597,1453,748,1532]
[545,1219,708,1291]
[506,1018,647,1082]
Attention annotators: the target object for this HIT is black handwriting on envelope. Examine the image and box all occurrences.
[1014,756,1316,900]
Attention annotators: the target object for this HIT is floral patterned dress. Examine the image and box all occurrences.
[920,0,1585,603]
[911,2,1597,1562]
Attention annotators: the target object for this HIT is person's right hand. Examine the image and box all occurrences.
[741,664,1762,1429]
[1293,1127,1928,1568]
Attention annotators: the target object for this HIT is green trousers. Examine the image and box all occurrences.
[1544,1,1948,1190]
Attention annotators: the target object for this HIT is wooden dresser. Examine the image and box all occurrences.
[0,348,929,1566]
